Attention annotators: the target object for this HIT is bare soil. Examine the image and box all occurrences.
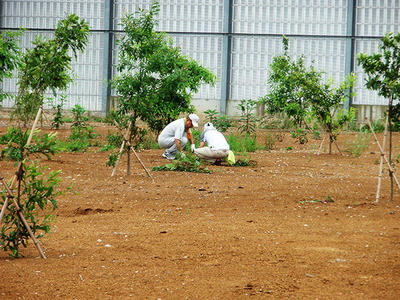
[0,124,400,299]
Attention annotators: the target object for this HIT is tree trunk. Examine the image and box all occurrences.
[329,135,332,154]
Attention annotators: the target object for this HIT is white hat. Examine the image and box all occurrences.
[204,122,216,132]
[188,114,199,127]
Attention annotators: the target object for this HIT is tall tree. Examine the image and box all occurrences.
[111,1,214,173]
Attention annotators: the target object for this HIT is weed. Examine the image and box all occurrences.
[227,134,264,153]
[290,128,308,144]
[232,158,256,167]
[344,132,371,157]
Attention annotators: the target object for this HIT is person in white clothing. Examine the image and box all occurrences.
[158,114,199,160]
[194,122,230,165]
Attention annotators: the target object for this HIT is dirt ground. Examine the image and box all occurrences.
[0,123,400,299]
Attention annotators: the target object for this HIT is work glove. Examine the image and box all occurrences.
[190,144,196,152]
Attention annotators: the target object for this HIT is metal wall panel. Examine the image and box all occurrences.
[356,0,400,37]
[232,0,348,35]
[113,0,223,33]
[1,0,104,30]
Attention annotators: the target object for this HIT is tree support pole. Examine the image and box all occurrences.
[367,118,400,191]
[111,121,132,177]
[112,120,152,178]
[376,113,389,202]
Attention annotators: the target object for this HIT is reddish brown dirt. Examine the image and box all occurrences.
[0,124,400,299]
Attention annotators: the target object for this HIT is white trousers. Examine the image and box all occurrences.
[158,134,188,156]
[194,147,229,162]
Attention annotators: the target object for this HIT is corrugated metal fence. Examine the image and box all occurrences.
[0,0,399,117]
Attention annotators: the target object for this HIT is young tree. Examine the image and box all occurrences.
[111,1,215,172]
[357,32,400,201]
[304,74,356,154]
[262,36,320,127]
[0,30,22,104]
[13,14,89,126]
[0,15,89,258]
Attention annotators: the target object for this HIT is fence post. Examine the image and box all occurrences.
[102,0,114,116]
[344,0,357,111]
[220,0,233,115]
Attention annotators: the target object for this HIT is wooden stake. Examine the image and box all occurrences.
[0,108,42,223]
[367,118,400,190]
[0,175,47,259]
[376,114,389,202]
[316,134,326,155]
[112,120,152,178]
[111,121,131,177]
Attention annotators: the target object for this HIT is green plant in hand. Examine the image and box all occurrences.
[152,152,211,173]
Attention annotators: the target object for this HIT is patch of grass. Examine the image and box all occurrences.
[227,134,264,153]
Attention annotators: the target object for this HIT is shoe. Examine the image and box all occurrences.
[212,158,222,166]
[162,152,175,160]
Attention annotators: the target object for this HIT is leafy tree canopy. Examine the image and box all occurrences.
[113,1,215,135]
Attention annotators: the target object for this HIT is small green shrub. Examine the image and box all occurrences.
[237,99,258,135]
[290,128,308,144]
[0,162,62,258]
[345,132,371,157]
[204,109,232,132]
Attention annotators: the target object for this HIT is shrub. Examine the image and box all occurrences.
[0,162,61,258]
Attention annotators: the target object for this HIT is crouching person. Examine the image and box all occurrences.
[158,114,199,160]
[194,122,229,165]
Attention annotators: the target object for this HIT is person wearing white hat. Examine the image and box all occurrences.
[194,122,230,165]
[158,114,199,160]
